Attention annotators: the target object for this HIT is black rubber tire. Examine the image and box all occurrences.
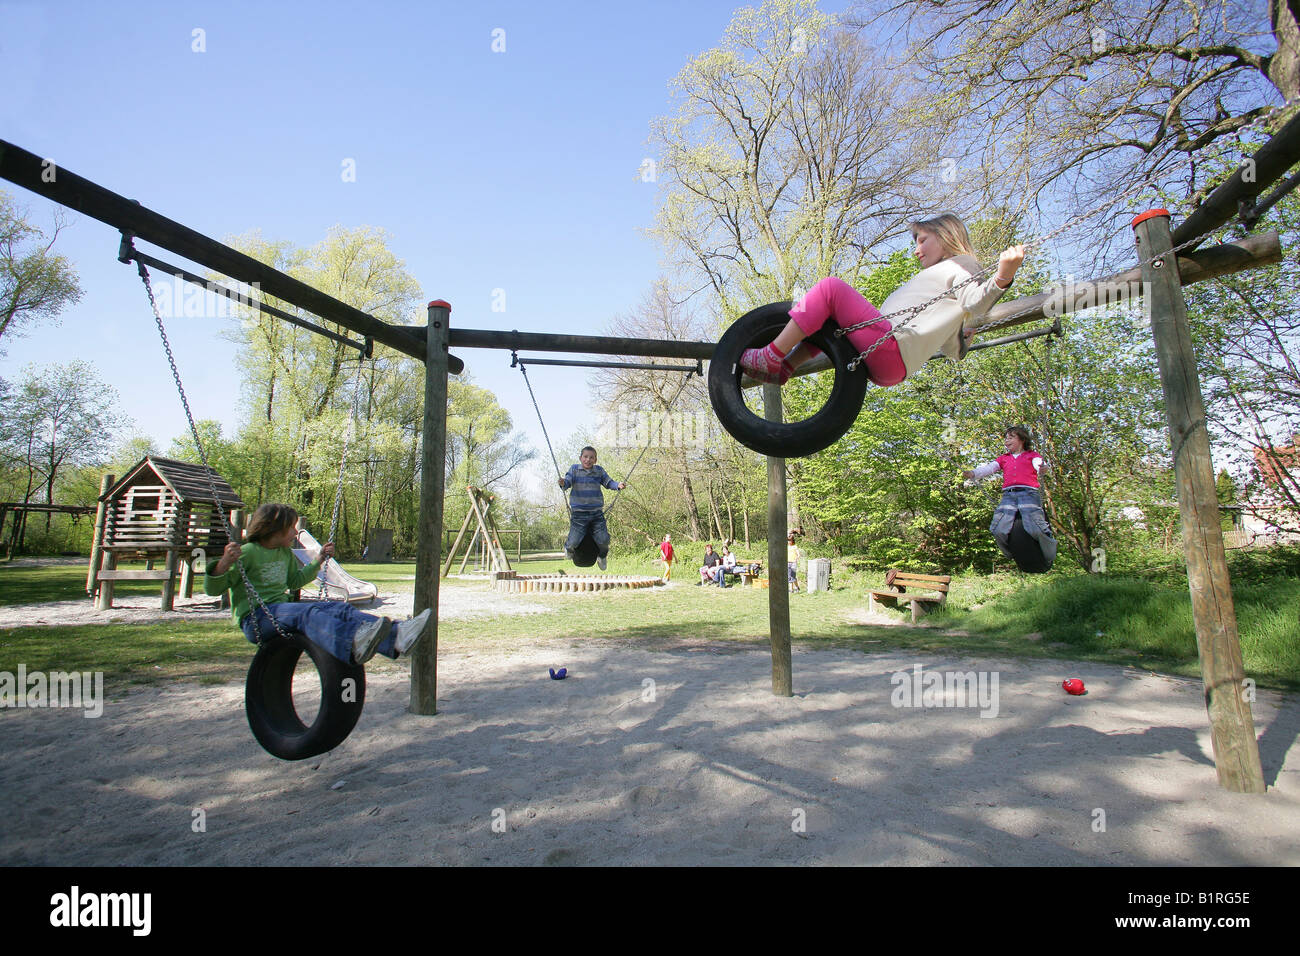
[570,530,599,568]
[707,301,869,459]
[245,631,366,761]
[1007,512,1055,574]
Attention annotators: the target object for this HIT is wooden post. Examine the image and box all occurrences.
[180,553,195,599]
[442,498,474,577]
[223,509,244,611]
[95,551,117,610]
[1133,209,1266,794]
[411,301,451,716]
[86,473,114,596]
[764,383,793,697]
[160,548,179,611]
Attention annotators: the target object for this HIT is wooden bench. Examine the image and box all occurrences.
[868,571,951,624]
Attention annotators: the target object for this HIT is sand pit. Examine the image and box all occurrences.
[1,641,1297,865]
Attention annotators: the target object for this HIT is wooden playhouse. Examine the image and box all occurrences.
[88,456,245,610]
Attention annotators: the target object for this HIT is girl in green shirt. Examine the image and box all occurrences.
[205,504,430,664]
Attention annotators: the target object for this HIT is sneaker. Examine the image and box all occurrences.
[597,554,607,571]
[394,608,434,655]
[352,616,393,664]
[739,345,793,385]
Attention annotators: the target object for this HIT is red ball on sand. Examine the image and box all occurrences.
[1062,678,1086,696]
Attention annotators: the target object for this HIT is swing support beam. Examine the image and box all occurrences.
[123,245,371,356]
[0,140,459,372]
[1133,210,1266,794]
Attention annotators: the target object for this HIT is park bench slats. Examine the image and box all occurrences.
[868,570,952,624]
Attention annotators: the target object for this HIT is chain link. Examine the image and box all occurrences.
[837,175,1175,370]
[516,354,572,516]
[602,369,698,520]
[965,225,1226,340]
[517,353,700,521]
[134,252,292,646]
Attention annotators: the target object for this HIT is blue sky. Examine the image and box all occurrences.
[0,0,763,495]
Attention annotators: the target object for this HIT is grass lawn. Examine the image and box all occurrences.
[2,548,1297,692]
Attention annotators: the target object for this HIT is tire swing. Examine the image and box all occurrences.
[245,629,367,761]
[1005,512,1055,574]
[514,348,699,568]
[125,236,372,762]
[569,532,600,568]
[708,302,868,459]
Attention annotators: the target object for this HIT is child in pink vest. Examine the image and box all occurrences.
[963,426,1057,569]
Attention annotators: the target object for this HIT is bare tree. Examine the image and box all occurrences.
[855,0,1298,260]
[650,0,950,317]
[593,279,713,540]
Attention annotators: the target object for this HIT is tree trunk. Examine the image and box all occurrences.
[1271,0,1300,99]
[679,447,703,540]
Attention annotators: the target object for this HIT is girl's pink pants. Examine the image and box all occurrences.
[790,277,906,387]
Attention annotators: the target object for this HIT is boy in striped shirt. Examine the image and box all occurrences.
[558,446,626,570]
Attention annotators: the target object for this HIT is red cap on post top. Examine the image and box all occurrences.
[428,299,452,311]
[1131,209,1171,228]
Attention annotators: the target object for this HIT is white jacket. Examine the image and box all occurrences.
[882,255,1007,375]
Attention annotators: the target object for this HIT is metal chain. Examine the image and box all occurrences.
[965,225,1225,340]
[516,353,701,520]
[836,175,1174,370]
[133,252,292,646]
[516,354,572,516]
[831,97,1300,372]
[845,202,1244,373]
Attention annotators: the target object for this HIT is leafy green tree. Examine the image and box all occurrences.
[1,361,129,548]
[209,227,430,552]
[0,191,83,355]
[650,0,947,314]
[957,311,1169,571]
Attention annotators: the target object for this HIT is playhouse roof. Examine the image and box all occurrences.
[101,456,244,508]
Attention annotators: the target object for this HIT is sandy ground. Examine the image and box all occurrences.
[0,580,550,627]
[1,576,1297,865]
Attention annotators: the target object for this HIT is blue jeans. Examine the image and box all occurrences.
[240,600,396,665]
[990,487,1058,565]
[565,510,610,558]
